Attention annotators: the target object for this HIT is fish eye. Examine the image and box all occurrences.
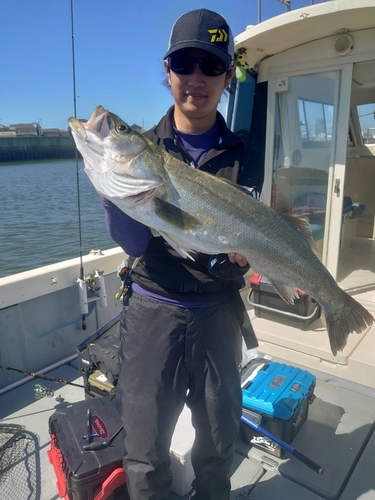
[117,123,129,133]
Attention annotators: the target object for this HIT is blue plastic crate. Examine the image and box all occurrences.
[242,362,316,420]
[240,362,316,456]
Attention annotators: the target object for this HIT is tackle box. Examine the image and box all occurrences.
[86,370,116,399]
[48,395,127,500]
[76,315,120,400]
[48,395,196,499]
[240,362,316,457]
[248,273,321,330]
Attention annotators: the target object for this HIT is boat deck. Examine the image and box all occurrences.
[1,355,375,500]
[0,363,263,500]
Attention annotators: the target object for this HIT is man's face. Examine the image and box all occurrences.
[165,49,235,125]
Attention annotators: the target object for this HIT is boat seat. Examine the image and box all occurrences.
[345,202,366,219]
[292,193,365,242]
[309,221,325,242]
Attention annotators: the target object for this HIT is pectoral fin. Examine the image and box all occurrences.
[154,198,202,230]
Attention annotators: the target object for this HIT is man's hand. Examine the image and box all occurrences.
[227,253,248,267]
[208,253,250,280]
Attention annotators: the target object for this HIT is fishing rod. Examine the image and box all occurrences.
[70,0,86,330]
[240,415,324,474]
[0,365,85,389]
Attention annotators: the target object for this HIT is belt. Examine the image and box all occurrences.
[134,275,228,295]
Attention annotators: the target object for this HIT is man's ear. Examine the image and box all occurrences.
[225,65,236,88]
[164,60,171,85]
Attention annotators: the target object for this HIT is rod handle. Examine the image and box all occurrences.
[240,415,324,474]
[291,448,324,475]
[82,441,107,451]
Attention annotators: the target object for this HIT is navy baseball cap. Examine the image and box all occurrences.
[164,9,234,64]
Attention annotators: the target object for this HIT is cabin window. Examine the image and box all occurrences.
[357,103,375,144]
[350,61,375,148]
[298,98,333,147]
[271,70,340,258]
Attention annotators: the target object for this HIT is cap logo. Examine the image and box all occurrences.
[208,29,228,43]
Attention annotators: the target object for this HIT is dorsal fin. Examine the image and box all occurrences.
[281,213,317,251]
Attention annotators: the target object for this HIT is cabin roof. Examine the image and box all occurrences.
[234,0,375,72]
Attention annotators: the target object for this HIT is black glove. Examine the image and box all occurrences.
[208,254,250,281]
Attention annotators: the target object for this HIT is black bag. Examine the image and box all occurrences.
[77,315,121,397]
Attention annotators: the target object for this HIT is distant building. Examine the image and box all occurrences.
[42,128,60,137]
[8,123,41,136]
[0,126,16,137]
[0,123,69,138]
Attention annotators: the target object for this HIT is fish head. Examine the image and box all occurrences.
[68,106,166,201]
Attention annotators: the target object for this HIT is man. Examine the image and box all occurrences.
[102,9,263,500]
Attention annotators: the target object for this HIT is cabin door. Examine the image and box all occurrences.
[268,68,352,280]
[337,60,375,304]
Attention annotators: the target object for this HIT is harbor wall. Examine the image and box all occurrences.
[0,136,78,162]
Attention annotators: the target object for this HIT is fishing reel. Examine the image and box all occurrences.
[85,273,100,293]
[34,383,65,403]
[77,268,108,316]
[34,383,54,399]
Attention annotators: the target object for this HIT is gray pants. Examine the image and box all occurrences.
[116,291,243,500]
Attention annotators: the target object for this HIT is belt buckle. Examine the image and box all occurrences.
[176,284,205,294]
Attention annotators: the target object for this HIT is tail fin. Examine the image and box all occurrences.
[325,293,374,356]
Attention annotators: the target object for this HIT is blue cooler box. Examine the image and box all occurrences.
[241,362,316,457]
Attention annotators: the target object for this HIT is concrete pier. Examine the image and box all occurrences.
[0,136,78,162]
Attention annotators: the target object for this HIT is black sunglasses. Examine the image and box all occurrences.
[167,53,230,77]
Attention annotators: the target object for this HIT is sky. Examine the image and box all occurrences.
[1,0,328,131]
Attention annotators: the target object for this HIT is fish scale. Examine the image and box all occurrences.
[68,105,374,355]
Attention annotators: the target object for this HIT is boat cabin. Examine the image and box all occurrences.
[228,0,375,374]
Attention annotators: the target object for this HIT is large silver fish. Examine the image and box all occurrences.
[68,105,373,355]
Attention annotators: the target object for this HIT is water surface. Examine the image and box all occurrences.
[0,159,117,278]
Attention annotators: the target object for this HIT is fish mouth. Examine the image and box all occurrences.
[68,105,108,140]
[85,105,108,134]
[68,117,86,139]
